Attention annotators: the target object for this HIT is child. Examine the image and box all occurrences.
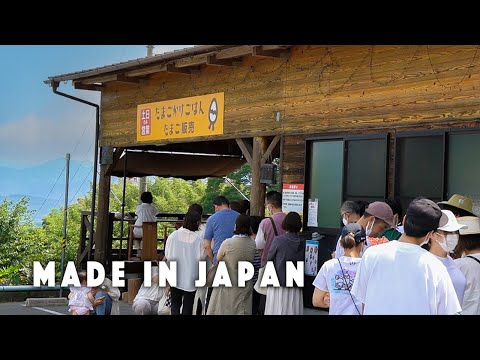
[68,271,94,315]
[133,191,159,257]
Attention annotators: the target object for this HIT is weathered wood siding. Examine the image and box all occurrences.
[100,45,480,147]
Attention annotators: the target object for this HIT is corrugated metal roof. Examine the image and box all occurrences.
[45,45,235,84]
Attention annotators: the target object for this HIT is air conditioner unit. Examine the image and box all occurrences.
[260,163,277,185]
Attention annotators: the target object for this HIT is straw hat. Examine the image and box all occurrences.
[457,216,480,235]
[438,194,475,216]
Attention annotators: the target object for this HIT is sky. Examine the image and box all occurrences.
[0,45,192,168]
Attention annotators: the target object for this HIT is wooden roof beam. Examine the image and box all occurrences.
[116,74,140,84]
[206,54,241,67]
[236,138,253,165]
[252,46,290,58]
[81,74,118,84]
[105,147,125,177]
[166,63,198,75]
[126,64,168,77]
[74,82,104,91]
[261,135,281,165]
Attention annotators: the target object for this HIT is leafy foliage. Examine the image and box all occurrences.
[0,159,280,284]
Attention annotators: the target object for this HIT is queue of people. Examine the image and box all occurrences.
[313,194,480,315]
[68,190,479,315]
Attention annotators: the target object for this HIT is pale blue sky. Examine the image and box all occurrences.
[0,45,191,167]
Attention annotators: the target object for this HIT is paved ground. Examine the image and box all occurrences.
[0,300,327,315]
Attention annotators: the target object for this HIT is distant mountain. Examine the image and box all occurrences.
[0,158,93,224]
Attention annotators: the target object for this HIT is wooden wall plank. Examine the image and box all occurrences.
[100,45,480,147]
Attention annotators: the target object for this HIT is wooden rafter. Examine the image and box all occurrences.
[105,147,125,177]
[126,64,168,77]
[116,75,140,84]
[81,74,118,84]
[166,63,194,75]
[252,45,290,58]
[206,54,240,67]
[74,82,104,91]
[235,138,253,165]
[261,135,281,165]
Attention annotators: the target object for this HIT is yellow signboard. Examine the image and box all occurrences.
[137,92,224,142]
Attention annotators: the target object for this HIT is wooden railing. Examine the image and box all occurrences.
[78,212,210,271]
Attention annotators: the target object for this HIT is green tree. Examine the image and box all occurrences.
[0,196,83,284]
[199,160,280,214]
[0,158,280,285]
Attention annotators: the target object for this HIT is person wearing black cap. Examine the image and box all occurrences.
[351,197,462,315]
[313,223,365,315]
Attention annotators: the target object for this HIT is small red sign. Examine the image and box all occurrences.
[140,108,151,136]
[283,183,304,190]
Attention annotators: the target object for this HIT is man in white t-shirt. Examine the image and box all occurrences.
[351,198,461,315]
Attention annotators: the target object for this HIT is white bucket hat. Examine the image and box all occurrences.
[457,216,480,235]
[438,210,467,232]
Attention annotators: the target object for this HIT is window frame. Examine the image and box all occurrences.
[304,133,389,234]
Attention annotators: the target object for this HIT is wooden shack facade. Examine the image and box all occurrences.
[47,45,480,268]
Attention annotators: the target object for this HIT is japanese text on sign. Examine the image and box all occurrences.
[137,92,224,142]
[282,184,304,214]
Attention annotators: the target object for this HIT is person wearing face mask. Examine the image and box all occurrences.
[335,201,394,259]
[254,191,286,314]
[438,194,476,218]
[454,216,480,315]
[351,197,461,315]
[332,201,367,257]
[423,210,467,304]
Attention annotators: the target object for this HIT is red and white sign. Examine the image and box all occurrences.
[140,108,151,136]
[282,183,304,214]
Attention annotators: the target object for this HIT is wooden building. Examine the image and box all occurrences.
[46,45,480,270]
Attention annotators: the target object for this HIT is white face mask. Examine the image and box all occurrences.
[419,233,431,247]
[435,233,459,253]
[445,234,459,253]
[365,220,374,237]
[342,217,348,226]
[435,234,449,253]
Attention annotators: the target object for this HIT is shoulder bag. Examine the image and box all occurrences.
[254,217,278,296]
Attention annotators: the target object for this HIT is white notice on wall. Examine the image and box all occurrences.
[282,184,304,214]
[307,198,318,227]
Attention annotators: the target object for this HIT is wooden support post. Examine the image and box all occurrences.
[94,163,111,267]
[250,137,268,216]
[128,278,143,305]
[141,222,158,261]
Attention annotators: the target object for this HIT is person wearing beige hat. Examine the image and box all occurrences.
[454,216,480,315]
[424,210,467,304]
[438,194,476,218]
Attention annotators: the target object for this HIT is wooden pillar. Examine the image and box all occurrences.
[128,278,142,305]
[141,221,158,261]
[250,137,268,216]
[94,163,111,267]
